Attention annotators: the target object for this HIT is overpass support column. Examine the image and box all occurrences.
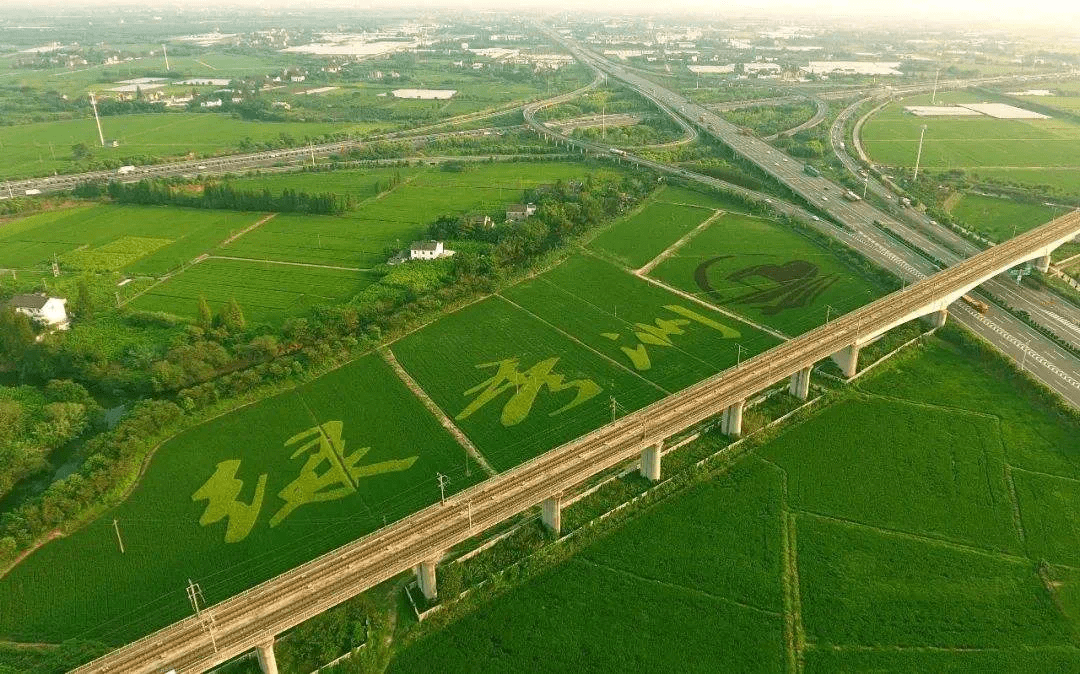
[542,494,562,536]
[1035,254,1051,273]
[925,308,947,329]
[256,638,279,674]
[416,558,439,602]
[640,443,662,482]
[789,367,811,400]
[721,400,745,438]
[831,344,860,379]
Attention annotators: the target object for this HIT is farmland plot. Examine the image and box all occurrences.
[502,253,781,393]
[0,354,482,644]
[947,192,1061,240]
[390,297,666,471]
[650,212,882,336]
[129,258,379,325]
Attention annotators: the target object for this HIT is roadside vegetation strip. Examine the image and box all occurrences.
[636,208,722,275]
[379,348,497,478]
[0,354,484,644]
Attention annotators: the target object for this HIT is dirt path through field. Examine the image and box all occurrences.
[379,347,497,477]
[219,212,277,247]
[207,255,367,272]
[636,208,723,276]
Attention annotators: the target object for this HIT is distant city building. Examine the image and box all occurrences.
[8,294,69,330]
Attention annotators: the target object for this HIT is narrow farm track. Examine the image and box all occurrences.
[379,348,497,478]
[206,256,367,272]
[636,209,722,276]
[219,213,277,247]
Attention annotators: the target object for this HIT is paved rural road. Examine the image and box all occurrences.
[544,27,1080,408]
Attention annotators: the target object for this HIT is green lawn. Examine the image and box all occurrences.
[390,297,666,471]
[501,253,781,393]
[0,353,483,644]
[948,192,1062,241]
[649,212,883,336]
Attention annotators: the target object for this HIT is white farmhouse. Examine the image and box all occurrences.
[408,240,455,261]
[8,294,69,330]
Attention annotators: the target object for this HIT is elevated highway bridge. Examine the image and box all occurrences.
[72,209,1080,674]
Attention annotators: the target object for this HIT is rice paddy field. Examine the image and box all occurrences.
[0,353,484,644]
[861,92,1080,195]
[389,334,1080,672]
[947,192,1063,241]
[648,212,883,336]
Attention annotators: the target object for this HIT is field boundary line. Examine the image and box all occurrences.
[493,293,672,396]
[575,557,783,617]
[796,510,1031,564]
[1004,463,1028,548]
[636,208,723,276]
[379,347,497,478]
[852,390,999,420]
[219,212,277,247]
[207,256,367,272]
[1008,465,1080,484]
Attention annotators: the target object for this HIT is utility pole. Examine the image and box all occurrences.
[611,396,617,422]
[736,343,744,368]
[602,104,606,141]
[437,472,448,504]
[309,142,316,167]
[162,43,170,71]
[931,68,940,105]
[89,92,105,147]
[862,174,870,199]
[913,124,928,181]
[112,519,125,554]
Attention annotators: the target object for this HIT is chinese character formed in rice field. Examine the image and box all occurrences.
[191,460,267,543]
[456,357,601,427]
[270,421,418,527]
[601,304,741,371]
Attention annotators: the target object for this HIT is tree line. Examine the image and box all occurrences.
[74,179,356,215]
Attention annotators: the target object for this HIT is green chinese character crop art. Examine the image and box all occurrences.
[192,421,418,543]
[601,304,741,371]
[456,356,601,427]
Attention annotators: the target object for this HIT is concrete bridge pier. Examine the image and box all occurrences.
[256,638,278,674]
[721,400,745,438]
[789,367,811,400]
[416,558,439,601]
[831,344,860,378]
[542,494,562,536]
[640,443,662,482]
[1035,254,1052,273]
[924,309,948,329]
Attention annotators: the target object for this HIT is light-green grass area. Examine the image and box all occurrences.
[0,353,484,644]
[128,258,379,326]
[586,185,739,269]
[649,212,882,336]
[388,333,1080,671]
[0,204,263,275]
[0,114,380,180]
[501,253,781,393]
[947,192,1063,241]
[861,92,1080,195]
[390,296,666,471]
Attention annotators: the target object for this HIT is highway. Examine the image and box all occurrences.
[73,209,1080,673]
[545,30,1080,407]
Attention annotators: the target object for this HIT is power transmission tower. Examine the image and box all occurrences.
[437,473,449,504]
[187,579,218,652]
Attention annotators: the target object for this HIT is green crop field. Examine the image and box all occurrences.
[947,192,1063,240]
[587,186,738,269]
[861,92,1080,195]
[128,258,379,325]
[0,204,263,275]
[0,353,483,644]
[390,297,666,471]
[0,114,380,180]
[501,253,781,393]
[389,333,1080,671]
[389,466,787,674]
[649,212,882,336]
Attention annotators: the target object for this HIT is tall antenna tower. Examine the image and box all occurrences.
[162,44,170,71]
[88,92,105,147]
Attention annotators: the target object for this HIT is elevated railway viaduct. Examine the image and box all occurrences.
[72,210,1080,674]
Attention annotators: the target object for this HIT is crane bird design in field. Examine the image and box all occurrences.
[695,256,838,315]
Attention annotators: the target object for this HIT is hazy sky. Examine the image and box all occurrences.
[13,0,1080,31]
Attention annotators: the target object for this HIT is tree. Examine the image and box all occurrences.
[0,309,34,363]
[76,278,94,320]
[71,143,90,160]
[196,296,213,331]
[219,298,246,332]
